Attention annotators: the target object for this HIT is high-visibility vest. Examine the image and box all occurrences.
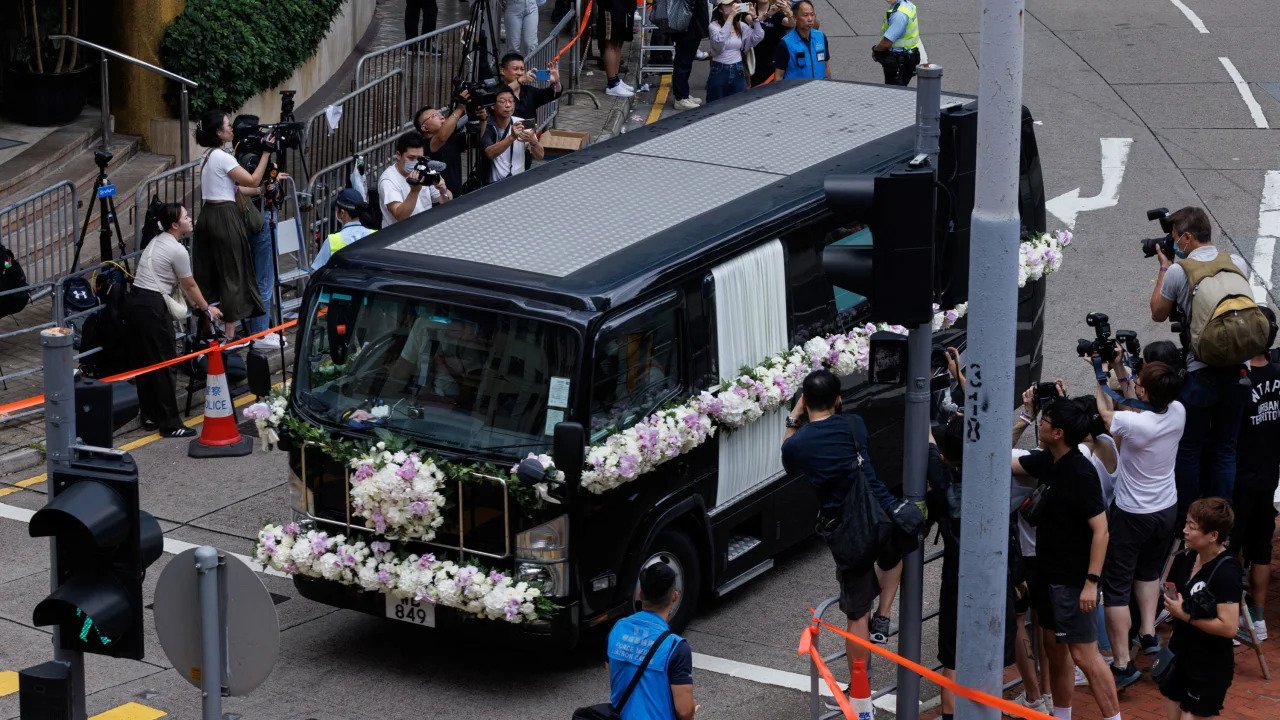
[882,1,920,50]
[780,28,828,80]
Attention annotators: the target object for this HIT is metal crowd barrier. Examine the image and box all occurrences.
[526,9,579,131]
[306,135,402,245]
[129,158,202,253]
[0,181,80,304]
[293,70,406,191]
[354,21,470,122]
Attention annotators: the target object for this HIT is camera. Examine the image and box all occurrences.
[1076,312,1115,363]
[1140,207,1176,259]
[1033,381,1059,412]
[930,343,949,369]
[1115,329,1143,376]
[406,159,446,187]
[454,78,500,117]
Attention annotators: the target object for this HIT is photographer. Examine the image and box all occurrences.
[312,189,374,271]
[706,0,764,103]
[416,101,481,197]
[747,0,795,86]
[1011,399,1122,720]
[193,110,273,340]
[1160,498,1242,720]
[379,130,451,228]
[498,53,564,121]
[235,143,289,349]
[1092,361,1184,687]
[1149,207,1250,515]
[482,87,544,185]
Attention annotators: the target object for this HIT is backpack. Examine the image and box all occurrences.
[0,244,30,319]
[78,265,132,377]
[818,423,892,573]
[1178,253,1271,367]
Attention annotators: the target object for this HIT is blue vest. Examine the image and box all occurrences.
[781,28,828,80]
[607,612,683,720]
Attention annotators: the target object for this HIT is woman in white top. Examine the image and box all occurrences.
[127,203,223,438]
[192,109,274,340]
[706,0,765,102]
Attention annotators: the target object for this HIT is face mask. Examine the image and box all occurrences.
[1173,236,1190,259]
[403,159,417,173]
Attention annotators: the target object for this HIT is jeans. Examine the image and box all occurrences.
[243,209,277,335]
[672,29,702,100]
[505,0,540,54]
[1175,366,1249,519]
[405,0,438,40]
[706,61,746,103]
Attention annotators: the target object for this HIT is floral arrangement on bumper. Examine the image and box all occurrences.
[255,523,552,623]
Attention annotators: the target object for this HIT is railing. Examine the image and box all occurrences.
[526,9,579,131]
[291,71,405,191]
[306,135,402,244]
[0,181,80,303]
[354,21,470,120]
[48,35,198,164]
[129,159,203,254]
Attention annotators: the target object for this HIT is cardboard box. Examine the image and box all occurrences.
[540,129,590,154]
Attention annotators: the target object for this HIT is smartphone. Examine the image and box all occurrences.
[533,68,552,82]
[737,2,751,12]
[1163,582,1178,600]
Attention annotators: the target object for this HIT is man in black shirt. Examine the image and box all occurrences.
[781,369,895,701]
[415,103,480,197]
[1232,306,1280,642]
[498,52,565,122]
[1012,399,1123,720]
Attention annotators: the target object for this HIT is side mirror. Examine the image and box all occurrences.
[515,457,549,487]
[552,422,585,486]
[247,350,272,398]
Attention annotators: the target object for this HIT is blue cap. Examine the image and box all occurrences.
[334,188,364,211]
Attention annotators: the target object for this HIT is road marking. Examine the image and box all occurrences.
[647,75,671,125]
[89,702,166,720]
[1168,0,1208,33]
[873,691,942,715]
[0,670,17,697]
[0,475,46,498]
[1219,58,1269,129]
[692,651,833,696]
[1045,137,1133,229]
[1248,171,1280,303]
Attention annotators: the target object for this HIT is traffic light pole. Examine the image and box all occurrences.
[41,327,87,720]
[896,64,944,720]
[195,547,225,720]
[956,2,1025,720]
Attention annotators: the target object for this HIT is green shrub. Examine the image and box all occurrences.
[161,0,348,115]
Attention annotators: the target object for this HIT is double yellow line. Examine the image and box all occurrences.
[646,74,672,126]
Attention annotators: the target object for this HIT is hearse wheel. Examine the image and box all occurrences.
[635,529,701,632]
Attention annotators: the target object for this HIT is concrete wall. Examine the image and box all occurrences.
[150,0,375,160]
[113,0,187,143]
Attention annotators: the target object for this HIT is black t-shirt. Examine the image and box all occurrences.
[781,414,892,514]
[751,12,789,81]
[426,130,467,197]
[514,84,562,125]
[1167,550,1241,669]
[667,638,693,685]
[1236,361,1280,492]
[1018,448,1106,586]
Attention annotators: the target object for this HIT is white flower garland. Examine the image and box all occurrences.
[348,446,448,541]
[255,523,545,623]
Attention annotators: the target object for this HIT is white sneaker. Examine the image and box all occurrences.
[605,83,635,98]
[1254,620,1268,642]
[1003,693,1048,716]
[254,333,285,350]
[695,49,709,60]
[1074,666,1087,686]
[672,97,700,110]
[689,97,704,105]
[616,78,636,92]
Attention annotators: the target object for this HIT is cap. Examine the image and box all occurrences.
[334,188,364,211]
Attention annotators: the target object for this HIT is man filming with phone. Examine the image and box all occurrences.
[379,130,451,228]
[498,52,563,122]
[482,87,544,185]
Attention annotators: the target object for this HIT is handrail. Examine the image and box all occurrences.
[49,35,198,164]
[352,20,468,82]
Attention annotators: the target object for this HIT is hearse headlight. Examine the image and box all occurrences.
[517,515,569,596]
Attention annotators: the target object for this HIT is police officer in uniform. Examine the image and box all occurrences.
[772,0,830,81]
[872,0,921,86]
[312,188,374,270]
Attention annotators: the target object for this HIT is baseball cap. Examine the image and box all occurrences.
[334,188,364,211]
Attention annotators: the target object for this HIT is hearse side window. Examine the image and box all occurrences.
[590,299,683,441]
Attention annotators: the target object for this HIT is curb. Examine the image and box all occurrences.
[598,95,633,143]
[0,446,43,477]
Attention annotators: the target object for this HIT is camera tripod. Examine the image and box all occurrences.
[70,150,130,272]
[455,0,503,86]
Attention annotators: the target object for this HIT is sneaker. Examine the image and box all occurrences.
[254,332,286,350]
[1138,633,1161,655]
[695,49,709,60]
[672,97,700,110]
[1003,693,1048,716]
[616,78,636,92]
[689,97,704,105]
[1110,661,1141,689]
[161,427,197,439]
[1254,620,1269,642]
[822,686,854,713]
[605,83,635,98]
[869,614,891,645]
[1074,666,1088,686]
[140,419,158,432]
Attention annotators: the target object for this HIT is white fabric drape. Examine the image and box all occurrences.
[711,240,788,508]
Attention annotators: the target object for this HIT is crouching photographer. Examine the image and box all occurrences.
[378,131,451,228]
[481,87,544,185]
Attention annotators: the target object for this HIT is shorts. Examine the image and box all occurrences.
[877,529,908,571]
[1232,482,1279,566]
[1033,583,1096,645]
[594,0,634,44]
[1158,658,1233,717]
[836,562,880,621]
[1102,503,1177,607]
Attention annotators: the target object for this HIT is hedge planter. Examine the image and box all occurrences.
[2,65,89,126]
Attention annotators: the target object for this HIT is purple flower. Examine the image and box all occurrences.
[505,597,522,621]
[417,554,436,568]
[457,567,477,587]
[309,533,330,555]
[396,458,417,481]
[681,413,702,430]
[262,536,277,553]
[283,522,300,536]
[285,562,299,574]
[408,500,428,516]
[371,540,391,555]
[415,589,437,603]
[342,552,357,567]
[826,349,840,366]
[619,453,639,477]
[489,570,506,584]
[354,463,375,481]
[377,569,391,584]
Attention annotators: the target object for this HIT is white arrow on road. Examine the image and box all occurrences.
[1046,137,1134,229]
[1248,171,1280,303]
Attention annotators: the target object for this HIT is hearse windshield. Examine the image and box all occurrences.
[295,288,579,457]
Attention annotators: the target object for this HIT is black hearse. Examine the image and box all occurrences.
[281,79,1048,645]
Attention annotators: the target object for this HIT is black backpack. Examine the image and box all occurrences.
[818,423,893,573]
[78,266,132,378]
[0,243,31,320]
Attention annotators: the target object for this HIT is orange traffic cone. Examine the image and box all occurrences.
[188,341,253,458]
[849,659,874,720]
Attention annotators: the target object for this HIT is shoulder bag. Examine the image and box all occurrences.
[140,241,189,321]
[573,629,673,720]
[819,418,892,573]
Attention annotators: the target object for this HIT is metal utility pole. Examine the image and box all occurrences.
[956,2,1025,720]
[195,547,225,720]
[895,63,944,720]
[41,327,86,720]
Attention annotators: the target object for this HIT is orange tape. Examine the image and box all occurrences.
[798,625,857,719]
[0,320,297,419]
[804,618,1054,720]
[549,0,594,66]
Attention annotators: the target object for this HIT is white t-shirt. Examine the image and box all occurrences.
[1109,402,1185,514]
[488,124,528,183]
[378,164,442,228]
[200,148,240,202]
[1011,449,1037,557]
[1079,436,1118,509]
[133,232,192,295]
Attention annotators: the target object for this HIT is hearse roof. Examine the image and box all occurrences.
[331,79,969,311]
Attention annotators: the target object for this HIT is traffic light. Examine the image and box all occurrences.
[822,166,937,325]
[29,450,162,660]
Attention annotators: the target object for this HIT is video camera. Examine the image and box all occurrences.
[1140,207,1176,259]
[455,78,500,118]
[1076,312,1116,363]
[407,159,447,187]
[232,91,305,155]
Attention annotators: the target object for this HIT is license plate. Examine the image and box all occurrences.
[385,595,435,627]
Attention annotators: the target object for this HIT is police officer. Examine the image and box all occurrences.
[872,0,921,86]
[312,189,374,270]
[772,0,830,81]
[606,562,697,720]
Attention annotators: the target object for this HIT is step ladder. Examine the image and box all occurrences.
[637,0,674,85]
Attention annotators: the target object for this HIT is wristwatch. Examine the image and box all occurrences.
[785,415,804,429]
[1085,573,1102,585]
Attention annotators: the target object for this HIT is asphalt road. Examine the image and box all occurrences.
[5,0,1280,718]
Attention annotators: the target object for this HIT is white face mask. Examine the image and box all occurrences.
[403,158,418,173]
